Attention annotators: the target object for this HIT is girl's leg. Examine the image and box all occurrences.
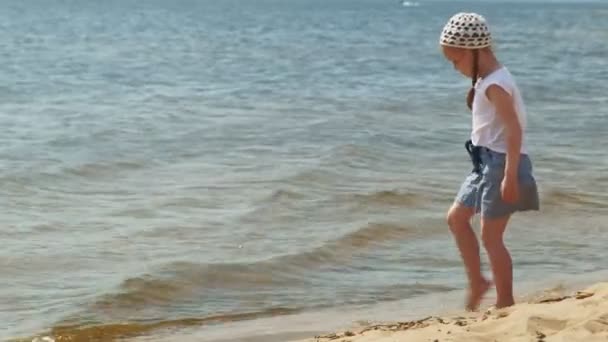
[481,215,515,308]
[447,203,491,311]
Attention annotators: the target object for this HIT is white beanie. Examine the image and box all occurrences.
[440,12,492,49]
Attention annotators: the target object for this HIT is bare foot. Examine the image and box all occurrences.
[495,298,515,309]
[465,278,492,312]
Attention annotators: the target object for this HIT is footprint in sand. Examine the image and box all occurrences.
[526,316,568,336]
[584,313,608,334]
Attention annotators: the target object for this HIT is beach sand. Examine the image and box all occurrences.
[297,282,608,342]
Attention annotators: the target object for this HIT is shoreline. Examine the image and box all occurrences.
[294,281,608,342]
[12,273,608,342]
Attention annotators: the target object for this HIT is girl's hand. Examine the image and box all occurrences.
[501,175,519,204]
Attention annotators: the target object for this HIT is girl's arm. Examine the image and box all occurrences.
[486,84,522,181]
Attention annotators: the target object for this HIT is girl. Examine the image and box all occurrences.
[439,12,539,311]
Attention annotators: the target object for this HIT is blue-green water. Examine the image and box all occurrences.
[1,0,607,341]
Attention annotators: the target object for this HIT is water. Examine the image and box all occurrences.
[1,0,607,341]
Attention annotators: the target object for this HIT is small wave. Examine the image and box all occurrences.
[24,283,456,342]
[347,190,420,207]
[367,283,455,303]
[332,222,418,249]
[287,167,342,187]
[243,188,310,219]
[267,188,308,202]
[20,308,300,342]
[91,223,421,313]
[63,159,148,178]
[542,189,607,209]
[254,188,420,214]
[402,256,463,268]
[270,222,421,269]
[93,263,300,311]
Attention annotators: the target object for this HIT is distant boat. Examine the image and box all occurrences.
[401,1,420,7]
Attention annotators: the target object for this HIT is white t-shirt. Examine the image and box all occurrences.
[471,66,528,154]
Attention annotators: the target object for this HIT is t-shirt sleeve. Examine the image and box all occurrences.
[484,74,514,98]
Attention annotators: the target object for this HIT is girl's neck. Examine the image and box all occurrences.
[477,51,502,79]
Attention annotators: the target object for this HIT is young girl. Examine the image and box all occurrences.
[439,12,539,311]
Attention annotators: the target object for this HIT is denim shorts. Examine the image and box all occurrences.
[455,148,540,218]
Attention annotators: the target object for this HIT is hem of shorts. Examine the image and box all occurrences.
[454,199,476,210]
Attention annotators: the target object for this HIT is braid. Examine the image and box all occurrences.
[466,49,479,110]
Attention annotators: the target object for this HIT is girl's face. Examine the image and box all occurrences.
[442,46,474,78]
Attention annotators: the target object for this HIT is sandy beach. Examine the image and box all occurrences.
[298,282,608,342]
[3,1,608,341]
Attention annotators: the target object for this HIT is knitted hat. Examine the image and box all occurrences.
[440,12,492,49]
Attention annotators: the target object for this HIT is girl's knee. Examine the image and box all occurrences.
[445,208,457,227]
[446,204,473,230]
[481,231,502,250]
